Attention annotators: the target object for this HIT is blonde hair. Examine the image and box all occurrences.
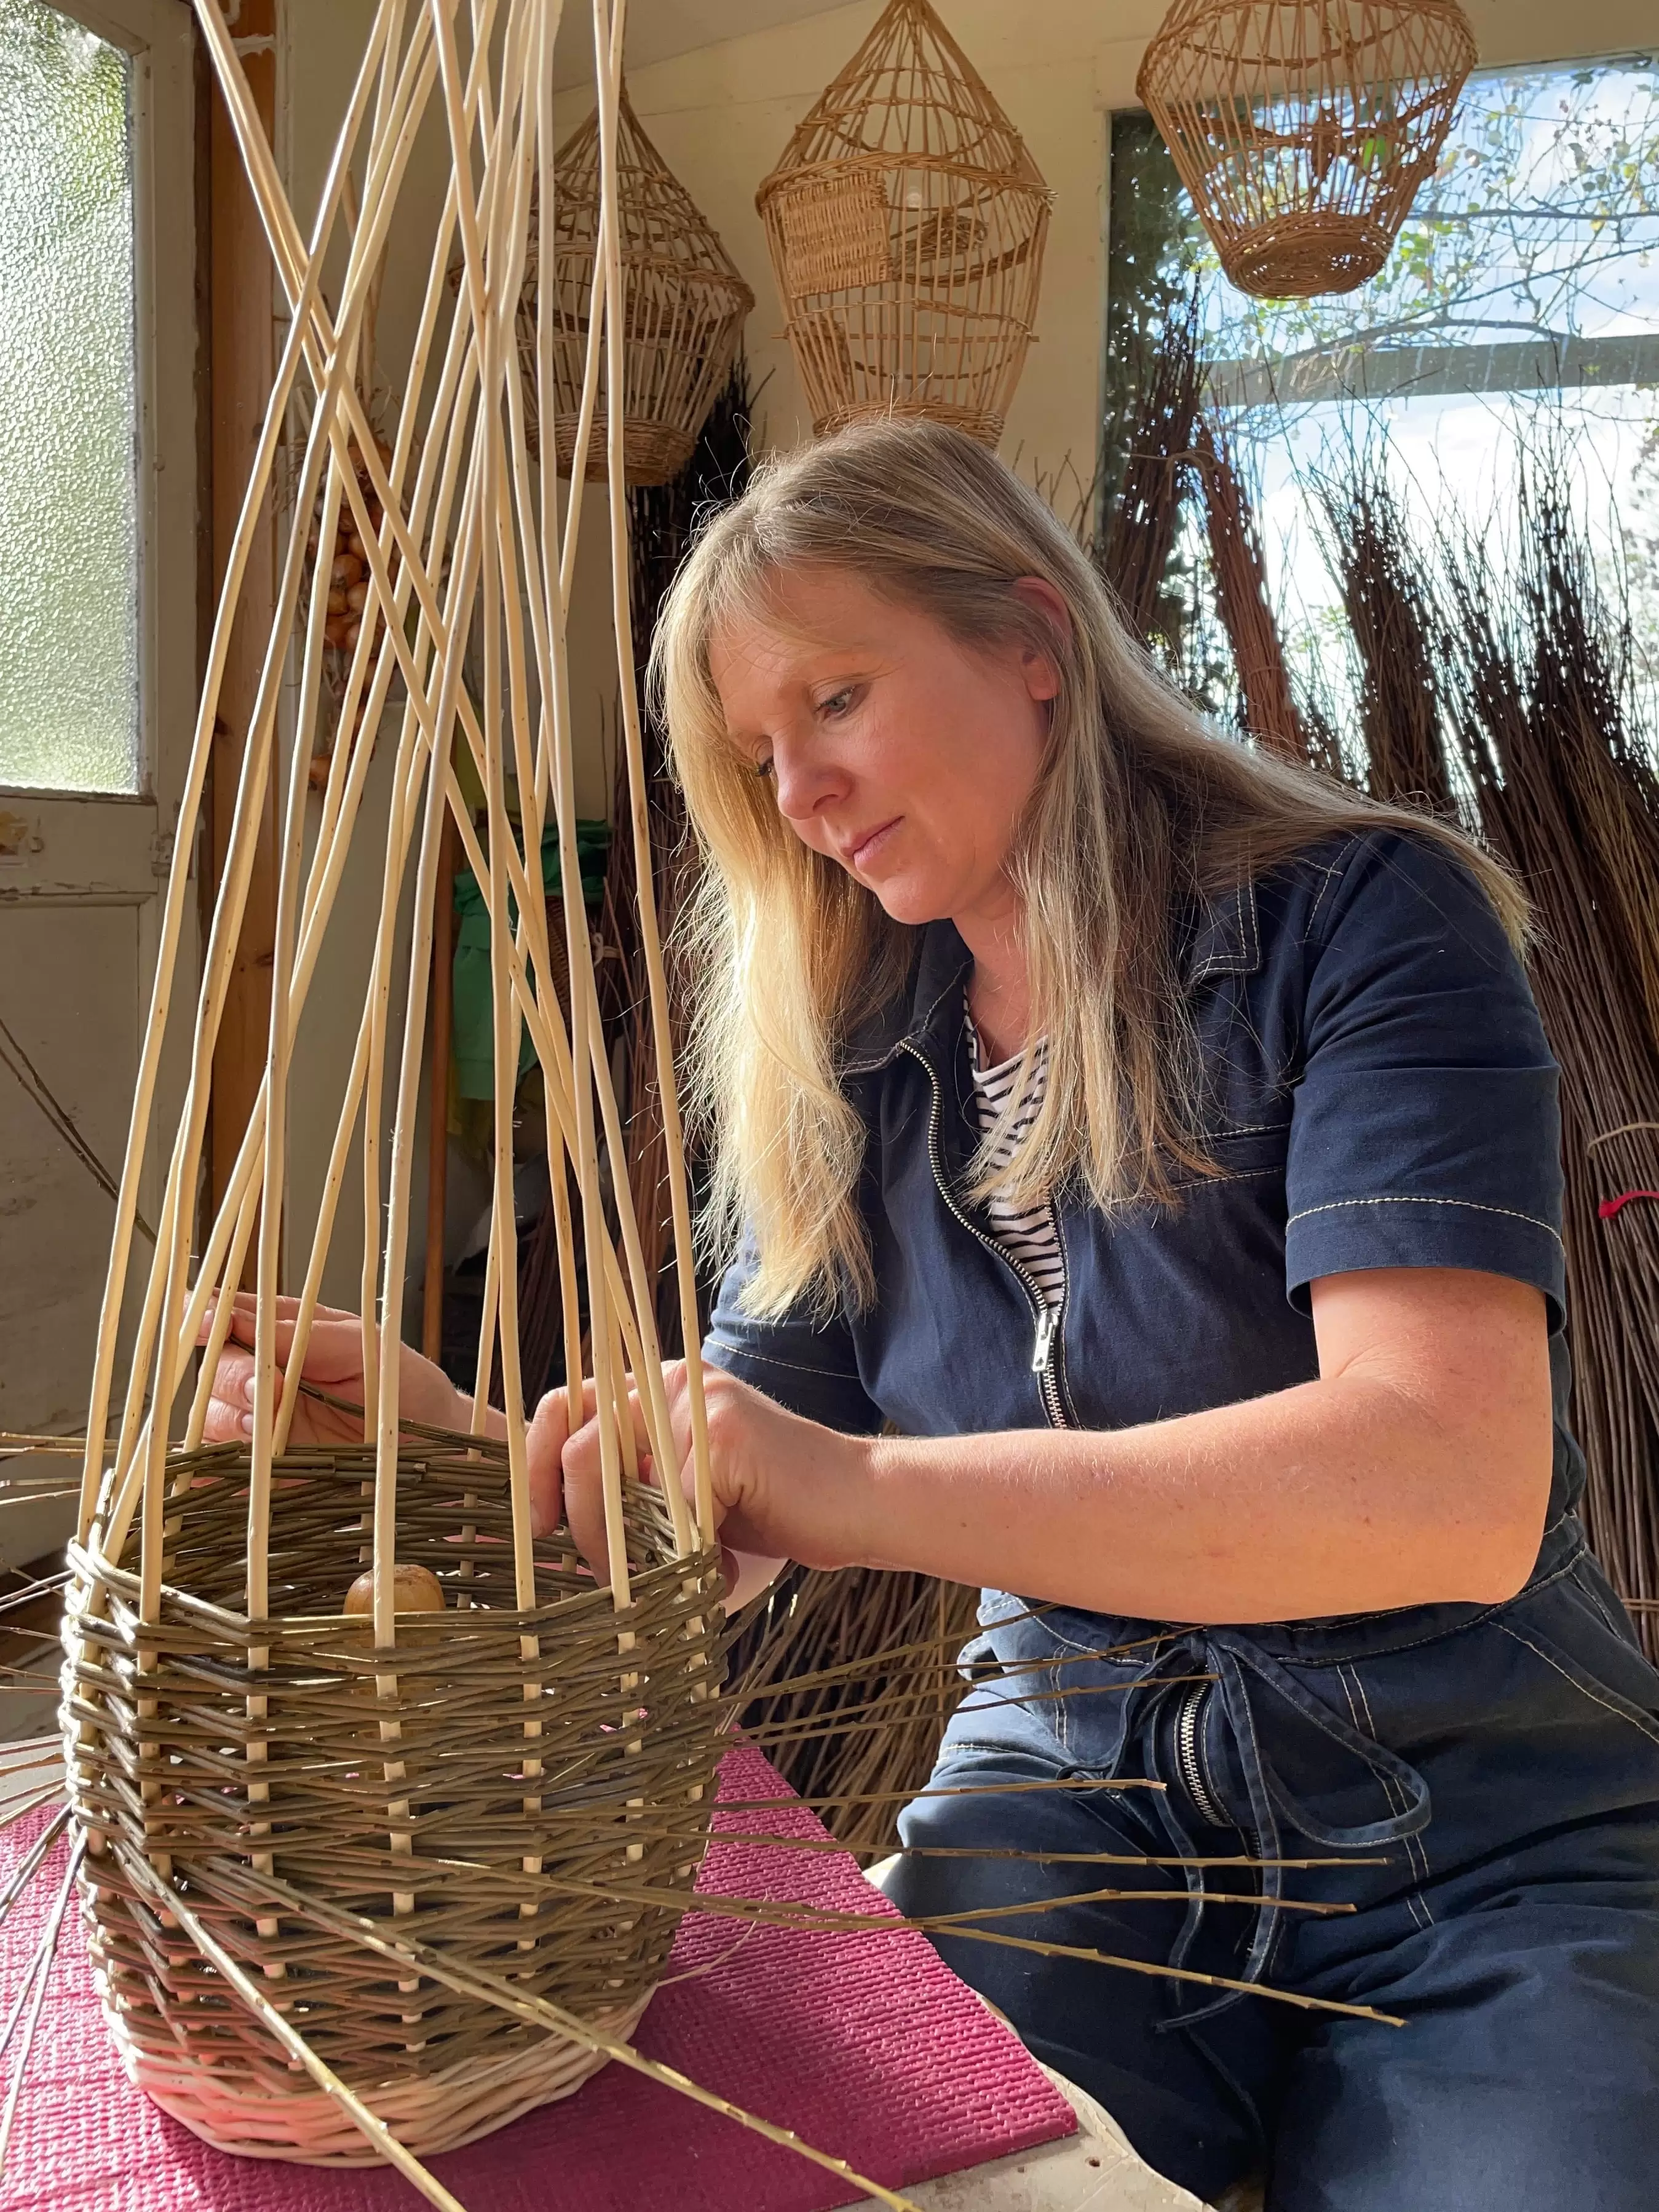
[651,419,1524,1320]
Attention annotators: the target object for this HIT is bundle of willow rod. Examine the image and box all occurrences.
[1094,285,1204,647]
[730,1568,984,1861]
[1433,456,1659,1657]
[1193,414,1309,766]
[59,0,729,2173]
[1317,451,1455,818]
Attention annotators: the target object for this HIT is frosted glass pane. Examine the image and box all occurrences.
[0,0,139,794]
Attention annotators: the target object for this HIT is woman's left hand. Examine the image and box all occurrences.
[545,1361,866,1590]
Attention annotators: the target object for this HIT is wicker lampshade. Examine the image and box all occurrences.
[756,0,1051,446]
[535,85,753,486]
[1137,0,1477,298]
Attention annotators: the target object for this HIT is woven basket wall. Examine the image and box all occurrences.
[756,0,1051,446]
[1138,0,1476,298]
[64,1438,724,2160]
[534,86,752,486]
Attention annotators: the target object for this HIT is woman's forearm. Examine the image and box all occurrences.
[836,1374,1537,1620]
[817,1274,1555,1622]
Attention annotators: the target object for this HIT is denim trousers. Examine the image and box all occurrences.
[885,1515,1659,2210]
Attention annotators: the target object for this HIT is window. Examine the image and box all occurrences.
[0,0,140,794]
[1104,53,1659,711]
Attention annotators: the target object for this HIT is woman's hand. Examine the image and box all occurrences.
[200,1293,469,1448]
[544,1362,867,1593]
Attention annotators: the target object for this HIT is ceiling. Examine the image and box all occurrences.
[551,0,852,88]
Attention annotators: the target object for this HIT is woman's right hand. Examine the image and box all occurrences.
[200,1293,469,1448]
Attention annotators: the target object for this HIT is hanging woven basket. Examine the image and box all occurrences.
[1137,0,1477,298]
[756,0,1051,446]
[534,85,753,487]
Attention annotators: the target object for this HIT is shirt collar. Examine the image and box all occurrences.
[837,876,1262,1077]
[1181,873,1262,986]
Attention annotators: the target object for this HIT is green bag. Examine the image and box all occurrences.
[451,819,609,1101]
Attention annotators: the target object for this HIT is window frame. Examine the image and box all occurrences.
[0,0,196,901]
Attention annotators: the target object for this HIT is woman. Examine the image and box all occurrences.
[210,422,1659,2208]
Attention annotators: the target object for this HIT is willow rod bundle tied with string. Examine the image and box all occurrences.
[59,0,729,2174]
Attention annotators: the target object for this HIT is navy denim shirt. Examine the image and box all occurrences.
[706,830,1583,1538]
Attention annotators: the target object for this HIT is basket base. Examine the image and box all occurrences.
[111,1991,649,2163]
[812,395,1004,447]
[1218,214,1394,299]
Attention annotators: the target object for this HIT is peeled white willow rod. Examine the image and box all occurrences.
[200,0,545,814]
[348,6,529,1431]
[77,3,392,1541]
[428,0,632,1602]
[127,169,426,1630]
[183,1163,262,1449]
[528,16,590,1448]
[369,480,491,1616]
[507,36,640,1587]
[554,0,624,610]
[480,478,693,1545]
[249,451,349,1617]
[99,34,482,1569]
[361,0,536,1475]
[122,0,423,1513]
[591,0,715,1548]
[488,69,691,1556]
[164,290,483,1411]
[0,1833,84,2179]
[458,25,544,1444]
[244,449,350,1974]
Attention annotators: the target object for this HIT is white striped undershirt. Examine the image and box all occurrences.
[964,997,1066,1309]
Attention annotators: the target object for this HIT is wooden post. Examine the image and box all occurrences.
[422,815,455,1361]
[207,0,279,1256]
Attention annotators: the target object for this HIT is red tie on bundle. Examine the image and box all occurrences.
[1598,1190,1659,1221]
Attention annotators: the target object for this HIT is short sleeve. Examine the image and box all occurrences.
[703,1231,884,1434]
[1283,831,1566,1330]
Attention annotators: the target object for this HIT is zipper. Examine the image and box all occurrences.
[899,1039,1072,1430]
[1174,1681,1227,1828]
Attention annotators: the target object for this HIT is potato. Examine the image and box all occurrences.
[344,1561,445,1617]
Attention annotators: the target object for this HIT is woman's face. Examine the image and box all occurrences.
[707,565,1064,932]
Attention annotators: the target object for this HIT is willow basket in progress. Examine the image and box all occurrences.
[62,1437,726,2162]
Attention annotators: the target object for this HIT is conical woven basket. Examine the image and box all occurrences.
[61,0,729,2171]
[534,85,752,486]
[1138,0,1476,298]
[756,0,1050,445]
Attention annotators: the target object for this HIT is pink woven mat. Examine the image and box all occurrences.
[1,1745,1072,2210]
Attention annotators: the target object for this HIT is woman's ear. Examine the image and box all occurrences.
[1009,576,1070,704]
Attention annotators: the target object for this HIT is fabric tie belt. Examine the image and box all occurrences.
[1135,1630,1431,2026]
